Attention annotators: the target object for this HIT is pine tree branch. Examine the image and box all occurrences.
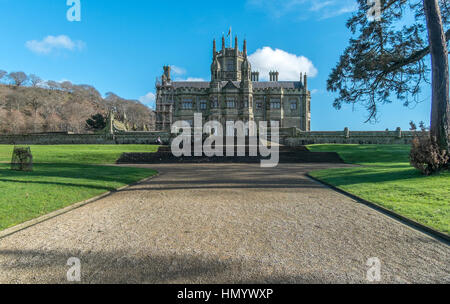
[384,29,450,74]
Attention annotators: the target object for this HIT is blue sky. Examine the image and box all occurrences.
[0,0,433,130]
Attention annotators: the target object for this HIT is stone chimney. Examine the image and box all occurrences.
[269,71,279,82]
[251,72,259,82]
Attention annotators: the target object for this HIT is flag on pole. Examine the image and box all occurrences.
[227,27,232,37]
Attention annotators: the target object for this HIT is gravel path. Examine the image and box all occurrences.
[0,163,448,283]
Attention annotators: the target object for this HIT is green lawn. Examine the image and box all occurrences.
[307,144,450,234]
[0,145,159,231]
[0,145,158,164]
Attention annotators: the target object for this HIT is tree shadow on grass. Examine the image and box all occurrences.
[0,178,117,192]
[0,163,154,185]
[314,168,424,187]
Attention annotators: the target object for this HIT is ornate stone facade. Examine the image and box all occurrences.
[155,36,311,132]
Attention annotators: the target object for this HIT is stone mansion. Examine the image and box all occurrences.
[155,36,311,133]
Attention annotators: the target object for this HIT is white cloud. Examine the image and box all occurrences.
[310,1,333,11]
[139,92,156,109]
[171,65,186,76]
[170,66,204,81]
[174,77,206,82]
[26,35,85,55]
[248,47,317,81]
[319,3,358,19]
[185,77,206,82]
[247,0,357,20]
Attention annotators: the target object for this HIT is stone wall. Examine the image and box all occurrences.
[0,132,171,145]
[0,128,419,146]
[280,128,418,146]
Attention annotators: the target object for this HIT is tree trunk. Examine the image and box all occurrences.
[423,0,450,151]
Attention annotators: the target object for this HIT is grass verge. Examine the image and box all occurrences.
[307,144,449,234]
[0,145,159,164]
[0,145,159,231]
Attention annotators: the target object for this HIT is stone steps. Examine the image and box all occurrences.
[116,145,342,164]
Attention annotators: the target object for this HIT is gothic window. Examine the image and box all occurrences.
[200,100,207,110]
[270,99,281,109]
[211,97,219,108]
[181,98,193,110]
[227,60,234,71]
[226,98,236,108]
[243,98,248,108]
[256,99,263,109]
[290,99,298,110]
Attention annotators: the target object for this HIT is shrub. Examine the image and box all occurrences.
[410,133,449,175]
[11,146,33,171]
[86,113,107,131]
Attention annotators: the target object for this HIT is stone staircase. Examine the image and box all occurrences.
[116,142,343,164]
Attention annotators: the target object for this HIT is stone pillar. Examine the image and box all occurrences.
[396,127,402,139]
[344,127,350,138]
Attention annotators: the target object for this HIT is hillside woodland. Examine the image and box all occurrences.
[0,70,155,134]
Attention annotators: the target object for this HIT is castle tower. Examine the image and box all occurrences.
[212,36,246,82]
[241,40,251,84]
[162,65,171,85]
[240,39,254,122]
[210,39,222,94]
[301,73,311,131]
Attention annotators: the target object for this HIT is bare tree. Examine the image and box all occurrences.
[8,72,29,87]
[25,92,45,133]
[0,70,155,133]
[73,84,102,101]
[4,93,26,112]
[62,101,94,133]
[46,81,61,91]
[4,110,26,134]
[0,70,7,83]
[29,74,42,87]
[60,81,74,92]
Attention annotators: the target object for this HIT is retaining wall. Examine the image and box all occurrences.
[0,129,419,146]
[0,132,171,145]
[281,129,418,146]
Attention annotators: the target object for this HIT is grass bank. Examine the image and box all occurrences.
[307,144,449,234]
[0,145,158,231]
[0,145,158,164]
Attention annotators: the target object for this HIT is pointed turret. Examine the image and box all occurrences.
[243,39,247,57]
